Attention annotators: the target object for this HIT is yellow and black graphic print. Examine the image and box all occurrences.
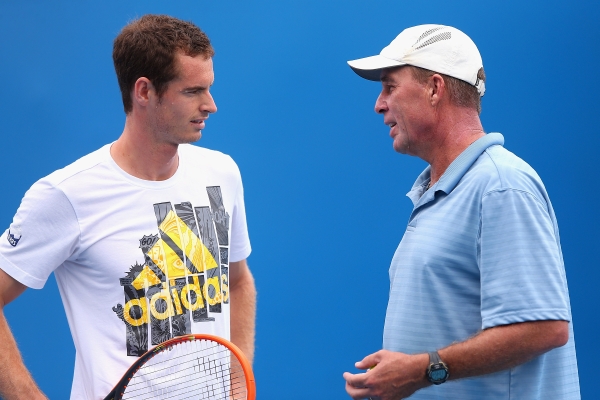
[112,186,231,356]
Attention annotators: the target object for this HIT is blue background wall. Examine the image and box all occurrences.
[0,1,597,398]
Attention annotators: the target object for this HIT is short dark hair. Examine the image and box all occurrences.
[113,14,215,113]
[410,66,486,114]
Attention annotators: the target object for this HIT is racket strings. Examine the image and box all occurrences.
[124,353,246,399]
[121,339,248,399]
[132,361,243,399]
[138,356,247,400]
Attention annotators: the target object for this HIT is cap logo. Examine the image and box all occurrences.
[414,28,451,50]
[416,27,444,42]
[7,225,22,247]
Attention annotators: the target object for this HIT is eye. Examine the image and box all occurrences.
[183,88,205,95]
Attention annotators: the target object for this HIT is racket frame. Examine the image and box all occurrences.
[104,333,255,400]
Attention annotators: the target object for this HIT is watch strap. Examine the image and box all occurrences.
[428,351,442,364]
[427,350,448,385]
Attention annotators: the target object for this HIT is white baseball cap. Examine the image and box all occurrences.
[347,24,485,96]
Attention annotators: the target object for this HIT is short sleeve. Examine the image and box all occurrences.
[479,189,570,329]
[228,167,251,263]
[0,179,80,289]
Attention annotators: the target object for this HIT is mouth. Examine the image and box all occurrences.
[386,122,397,136]
[190,119,206,129]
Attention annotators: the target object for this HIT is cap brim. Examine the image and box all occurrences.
[347,55,406,81]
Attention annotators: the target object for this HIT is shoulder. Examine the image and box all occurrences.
[179,144,242,177]
[179,144,235,162]
[12,145,112,220]
[470,145,546,198]
[42,144,112,188]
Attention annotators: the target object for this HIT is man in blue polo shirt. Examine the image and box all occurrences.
[343,25,580,399]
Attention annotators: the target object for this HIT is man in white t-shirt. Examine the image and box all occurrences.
[0,14,256,399]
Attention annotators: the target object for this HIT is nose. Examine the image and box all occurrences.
[375,92,387,114]
[204,91,218,114]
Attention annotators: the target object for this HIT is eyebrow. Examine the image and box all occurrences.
[380,70,397,83]
[182,85,209,92]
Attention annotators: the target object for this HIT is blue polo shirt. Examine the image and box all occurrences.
[383,133,580,399]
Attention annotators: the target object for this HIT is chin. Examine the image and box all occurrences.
[392,136,413,155]
[183,132,202,144]
[393,143,409,154]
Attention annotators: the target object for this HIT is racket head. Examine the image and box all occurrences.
[105,334,255,400]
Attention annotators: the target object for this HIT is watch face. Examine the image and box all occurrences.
[430,368,447,381]
[428,363,448,384]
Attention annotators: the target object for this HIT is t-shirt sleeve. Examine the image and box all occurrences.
[228,165,251,263]
[479,188,571,329]
[0,179,80,289]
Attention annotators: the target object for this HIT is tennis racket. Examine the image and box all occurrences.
[104,334,255,400]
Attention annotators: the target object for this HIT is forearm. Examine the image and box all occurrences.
[0,309,47,399]
[439,320,569,380]
[229,261,256,364]
[345,319,569,400]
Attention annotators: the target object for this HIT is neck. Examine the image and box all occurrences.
[426,108,484,185]
[111,117,180,181]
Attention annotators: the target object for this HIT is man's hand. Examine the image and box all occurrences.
[343,350,429,400]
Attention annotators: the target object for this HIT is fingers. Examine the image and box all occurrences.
[344,351,387,399]
[343,374,372,399]
[343,371,367,388]
[355,351,382,370]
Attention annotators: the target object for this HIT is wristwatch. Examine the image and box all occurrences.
[426,351,449,385]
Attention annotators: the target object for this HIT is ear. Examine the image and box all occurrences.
[428,74,446,107]
[132,77,154,108]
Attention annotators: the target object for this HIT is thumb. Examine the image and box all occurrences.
[355,351,380,370]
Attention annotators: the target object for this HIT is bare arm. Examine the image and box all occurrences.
[0,269,47,399]
[439,319,568,379]
[344,320,569,400]
[228,259,256,364]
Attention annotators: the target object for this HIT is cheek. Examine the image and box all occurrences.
[165,105,187,121]
[179,100,198,116]
[391,105,410,128]
[403,102,429,127]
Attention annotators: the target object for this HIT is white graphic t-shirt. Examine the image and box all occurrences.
[0,143,251,399]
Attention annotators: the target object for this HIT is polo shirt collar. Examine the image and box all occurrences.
[406,132,505,206]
